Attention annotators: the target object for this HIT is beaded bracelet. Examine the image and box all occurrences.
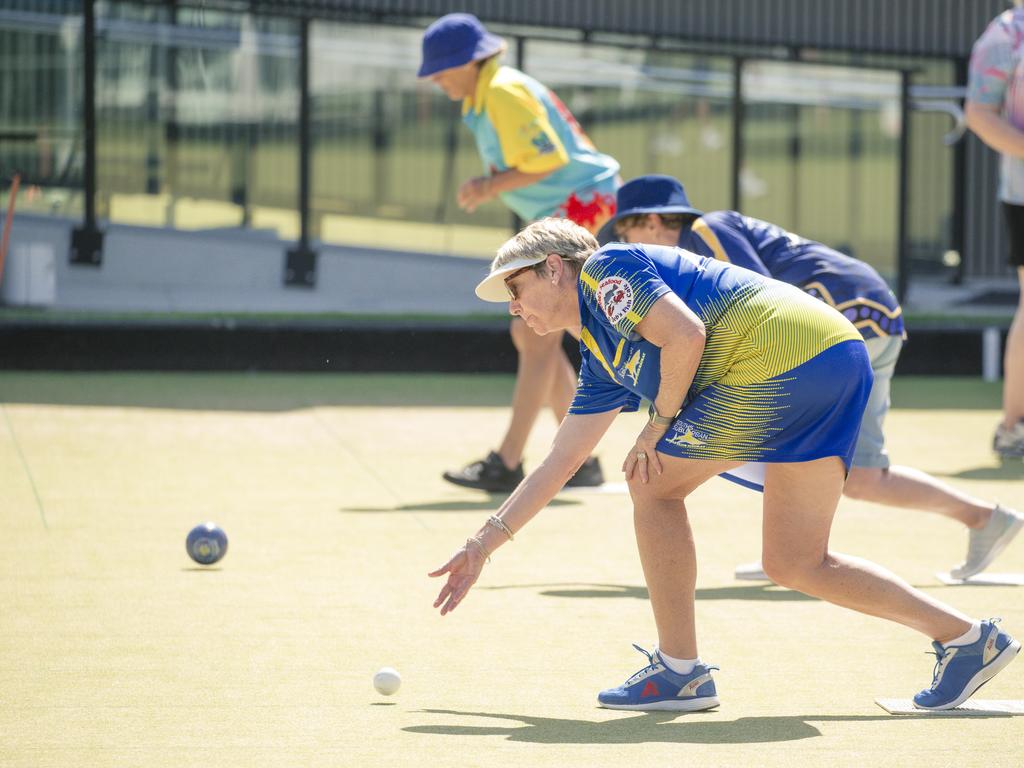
[466,535,491,563]
[486,515,515,541]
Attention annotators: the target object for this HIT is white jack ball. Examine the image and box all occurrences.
[373,667,401,696]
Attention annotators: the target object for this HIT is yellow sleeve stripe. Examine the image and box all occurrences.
[625,310,644,326]
[691,218,731,263]
[580,270,598,293]
[580,327,617,380]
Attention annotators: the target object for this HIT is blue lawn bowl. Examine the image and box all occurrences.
[186,522,228,566]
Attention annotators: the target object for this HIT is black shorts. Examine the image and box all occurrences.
[1002,202,1024,267]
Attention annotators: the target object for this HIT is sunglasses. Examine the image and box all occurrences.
[503,255,574,301]
[503,265,536,301]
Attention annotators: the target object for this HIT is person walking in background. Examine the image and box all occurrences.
[965,2,1024,460]
[419,13,620,492]
[605,174,1023,580]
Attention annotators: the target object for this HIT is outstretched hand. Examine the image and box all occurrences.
[429,541,487,616]
[457,176,493,213]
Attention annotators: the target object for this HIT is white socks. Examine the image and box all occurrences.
[657,648,699,675]
[944,622,982,648]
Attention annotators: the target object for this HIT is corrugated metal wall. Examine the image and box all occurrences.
[203,0,1010,58]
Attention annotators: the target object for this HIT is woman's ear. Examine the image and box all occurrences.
[547,252,563,282]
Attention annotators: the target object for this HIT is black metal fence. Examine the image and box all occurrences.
[0,0,1008,294]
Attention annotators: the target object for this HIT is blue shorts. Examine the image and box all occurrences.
[656,339,872,470]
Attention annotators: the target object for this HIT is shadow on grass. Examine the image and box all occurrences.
[937,462,1024,481]
[0,372,517,411]
[403,708,1007,744]
[481,582,815,602]
[342,497,580,513]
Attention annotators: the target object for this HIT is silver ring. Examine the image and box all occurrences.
[635,451,648,461]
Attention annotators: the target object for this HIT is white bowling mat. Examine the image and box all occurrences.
[935,572,1024,586]
[876,698,1024,715]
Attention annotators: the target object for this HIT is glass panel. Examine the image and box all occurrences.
[524,40,735,212]
[801,51,959,281]
[310,21,510,259]
[741,60,902,285]
[91,2,299,234]
[0,0,83,219]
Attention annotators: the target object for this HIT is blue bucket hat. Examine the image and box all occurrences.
[613,175,704,222]
[418,13,506,78]
[600,175,703,246]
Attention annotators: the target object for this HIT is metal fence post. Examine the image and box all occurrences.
[70,0,104,266]
[896,69,910,302]
[285,16,316,288]
[730,57,744,213]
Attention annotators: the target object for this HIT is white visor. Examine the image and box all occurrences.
[474,254,550,302]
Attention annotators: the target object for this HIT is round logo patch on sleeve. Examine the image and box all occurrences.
[597,276,634,324]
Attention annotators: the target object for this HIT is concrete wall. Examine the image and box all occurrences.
[0,213,503,316]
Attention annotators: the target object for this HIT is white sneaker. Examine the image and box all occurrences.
[734,561,771,581]
[993,421,1024,458]
[950,505,1024,580]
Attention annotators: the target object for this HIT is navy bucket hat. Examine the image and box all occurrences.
[418,13,506,78]
[600,175,703,246]
[613,175,704,221]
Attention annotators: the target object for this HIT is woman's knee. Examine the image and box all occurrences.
[627,474,700,508]
[761,552,826,589]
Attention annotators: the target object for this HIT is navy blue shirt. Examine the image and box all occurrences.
[680,210,904,340]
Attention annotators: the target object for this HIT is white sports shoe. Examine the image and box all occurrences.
[734,561,771,581]
[950,505,1024,580]
[993,421,1024,458]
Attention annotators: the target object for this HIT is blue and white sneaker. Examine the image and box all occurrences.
[597,644,720,711]
[913,619,1020,710]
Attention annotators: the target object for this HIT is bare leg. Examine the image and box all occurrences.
[628,455,739,659]
[1003,267,1024,428]
[844,466,994,528]
[496,318,576,469]
[761,458,973,642]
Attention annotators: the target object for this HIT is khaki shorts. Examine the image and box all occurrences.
[851,335,903,469]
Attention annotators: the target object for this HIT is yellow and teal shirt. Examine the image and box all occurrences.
[462,58,619,222]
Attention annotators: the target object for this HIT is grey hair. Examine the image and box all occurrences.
[491,217,599,274]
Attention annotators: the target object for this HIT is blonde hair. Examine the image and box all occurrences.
[492,217,599,275]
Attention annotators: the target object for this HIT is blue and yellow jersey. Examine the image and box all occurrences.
[569,243,862,415]
[462,58,620,221]
[680,210,904,340]
[569,243,871,467]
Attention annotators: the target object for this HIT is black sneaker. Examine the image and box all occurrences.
[564,456,605,488]
[442,451,524,493]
